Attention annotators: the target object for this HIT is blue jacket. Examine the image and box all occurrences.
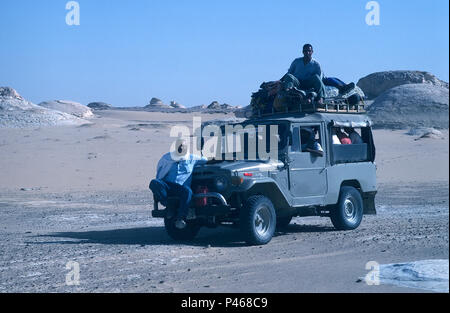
[156,153,207,187]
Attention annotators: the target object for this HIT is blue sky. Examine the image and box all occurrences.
[0,0,448,107]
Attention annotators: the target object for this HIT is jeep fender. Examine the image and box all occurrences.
[237,178,291,211]
[326,178,377,215]
[325,163,377,214]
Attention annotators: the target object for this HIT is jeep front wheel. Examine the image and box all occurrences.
[164,217,201,241]
[330,186,363,230]
[240,195,276,245]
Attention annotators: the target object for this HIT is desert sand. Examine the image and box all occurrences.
[1,110,447,192]
[0,109,448,293]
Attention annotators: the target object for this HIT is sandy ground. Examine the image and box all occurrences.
[0,110,448,293]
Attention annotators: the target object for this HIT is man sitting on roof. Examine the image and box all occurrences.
[286,44,356,100]
[286,44,326,105]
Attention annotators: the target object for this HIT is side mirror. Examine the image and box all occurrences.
[282,152,292,168]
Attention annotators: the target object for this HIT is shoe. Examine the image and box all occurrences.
[295,89,307,97]
[175,219,187,229]
[339,82,355,95]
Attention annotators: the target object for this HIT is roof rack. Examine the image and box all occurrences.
[318,100,366,113]
[253,98,366,118]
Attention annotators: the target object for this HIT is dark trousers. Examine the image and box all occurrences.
[149,179,193,219]
[323,77,346,89]
[299,74,326,99]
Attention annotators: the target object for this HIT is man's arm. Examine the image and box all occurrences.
[287,60,296,75]
[314,61,323,79]
[156,155,175,180]
[305,142,324,157]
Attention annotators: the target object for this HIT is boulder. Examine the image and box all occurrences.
[207,101,234,110]
[39,100,94,118]
[169,101,186,109]
[207,101,221,109]
[145,97,171,109]
[149,98,165,106]
[88,102,112,110]
[367,84,449,129]
[406,127,444,140]
[0,87,35,111]
[357,71,449,99]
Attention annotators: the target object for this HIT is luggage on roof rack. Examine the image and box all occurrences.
[250,78,366,117]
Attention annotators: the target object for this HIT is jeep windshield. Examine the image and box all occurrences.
[204,122,289,162]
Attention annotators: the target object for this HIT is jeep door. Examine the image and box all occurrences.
[288,123,328,206]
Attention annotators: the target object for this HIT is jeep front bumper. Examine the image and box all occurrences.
[152,192,232,218]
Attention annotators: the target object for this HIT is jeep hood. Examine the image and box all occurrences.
[195,160,283,173]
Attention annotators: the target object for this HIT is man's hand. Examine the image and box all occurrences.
[306,148,324,157]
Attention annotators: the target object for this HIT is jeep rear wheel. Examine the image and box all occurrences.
[164,217,201,241]
[330,186,363,230]
[240,195,276,245]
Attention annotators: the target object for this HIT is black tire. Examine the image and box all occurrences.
[330,186,363,230]
[276,215,293,230]
[164,217,201,241]
[240,195,276,245]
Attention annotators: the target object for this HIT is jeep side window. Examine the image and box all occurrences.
[345,127,364,144]
[299,126,324,157]
[331,126,374,164]
[332,127,364,145]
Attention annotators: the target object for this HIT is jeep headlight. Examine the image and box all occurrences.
[214,176,228,192]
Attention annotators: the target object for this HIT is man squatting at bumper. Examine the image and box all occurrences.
[149,138,207,229]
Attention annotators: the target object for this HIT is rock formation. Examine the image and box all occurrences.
[207,101,234,110]
[0,87,35,111]
[357,71,449,99]
[0,87,87,128]
[145,97,171,109]
[170,101,186,109]
[88,102,112,110]
[39,100,94,118]
[367,83,449,129]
